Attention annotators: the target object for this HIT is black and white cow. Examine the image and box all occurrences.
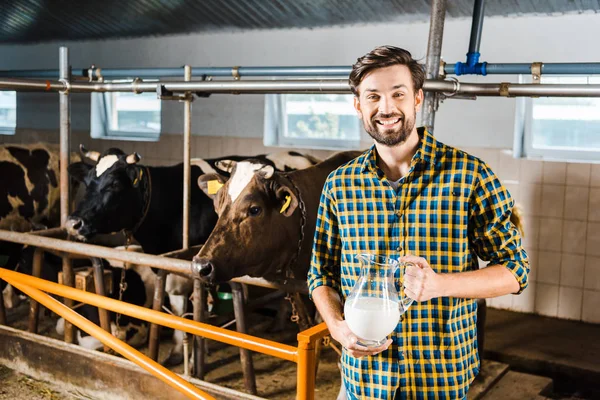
[65,146,320,365]
[1,143,80,308]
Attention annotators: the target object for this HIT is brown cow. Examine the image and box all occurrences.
[193,150,362,283]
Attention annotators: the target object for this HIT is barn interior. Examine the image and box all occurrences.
[1,0,600,399]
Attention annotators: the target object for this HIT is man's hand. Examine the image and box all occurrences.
[401,254,446,302]
[329,319,392,358]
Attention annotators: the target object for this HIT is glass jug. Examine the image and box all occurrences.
[343,253,415,348]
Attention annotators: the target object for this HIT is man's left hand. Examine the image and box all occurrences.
[400,255,446,302]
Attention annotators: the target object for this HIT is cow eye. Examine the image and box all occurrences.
[248,206,262,217]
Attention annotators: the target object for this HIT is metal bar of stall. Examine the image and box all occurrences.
[183,65,192,250]
[421,0,447,132]
[0,230,191,276]
[0,269,299,362]
[59,46,76,344]
[27,248,44,333]
[91,257,112,352]
[6,278,214,400]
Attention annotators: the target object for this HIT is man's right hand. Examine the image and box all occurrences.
[329,319,392,358]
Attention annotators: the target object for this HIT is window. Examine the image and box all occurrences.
[264,94,361,150]
[0,91,16,135]
[515,75,600,162]
[91,91,161,141]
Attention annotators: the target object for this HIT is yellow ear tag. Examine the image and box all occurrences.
[207,180,224,195]
[280,195,292,214]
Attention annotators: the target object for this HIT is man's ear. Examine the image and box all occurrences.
[67,162,92,185]
[275,185,298,217]
[198,173,229,200]
[353,96,363,120]
[414,88,424,112]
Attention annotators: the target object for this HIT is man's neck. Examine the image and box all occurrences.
[374,128,421,182]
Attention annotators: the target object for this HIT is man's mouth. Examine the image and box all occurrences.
[375,118,402,127]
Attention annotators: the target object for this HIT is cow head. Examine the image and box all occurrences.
[65,146,146,240]
[192,159,301,283]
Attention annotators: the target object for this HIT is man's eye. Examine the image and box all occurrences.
[248,206,262,217]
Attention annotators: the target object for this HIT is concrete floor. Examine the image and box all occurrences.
[484,308,600,399]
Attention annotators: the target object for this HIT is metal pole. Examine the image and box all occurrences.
[91,257,112,353]
[231,282,257,395]
[148,270,166,361]
[468,0,486,55]
[0,66,352,79]
[4,63,600,79]
[183,65,192,250]
[421,0,447,133]
[193,278,206,379]
[446,62,600,75]
[59,46,76,344]
[27,248,44,333]
[0,230,191,276]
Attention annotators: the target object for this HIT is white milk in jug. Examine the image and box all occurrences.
[344,297,400,343]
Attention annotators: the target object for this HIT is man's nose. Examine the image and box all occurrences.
[378,96,395,114]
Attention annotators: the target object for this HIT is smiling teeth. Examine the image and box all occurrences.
[379,119,400,125]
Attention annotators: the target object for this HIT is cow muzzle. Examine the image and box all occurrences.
[191,257,216,283]
[65,217,85,238]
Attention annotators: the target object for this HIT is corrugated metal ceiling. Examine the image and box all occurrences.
[1,0,599,44]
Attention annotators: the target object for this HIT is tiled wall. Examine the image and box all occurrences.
[3,130,599,324]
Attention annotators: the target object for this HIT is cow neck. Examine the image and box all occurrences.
[276,173,306,282]
[124,165,152,241]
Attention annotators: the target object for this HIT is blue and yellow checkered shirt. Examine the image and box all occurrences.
[308,128,529,399]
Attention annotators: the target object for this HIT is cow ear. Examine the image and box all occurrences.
[68,162,92,185]
[214,160,237,174]
[258,165,275,179]
[276,185,298,217]
[198,173,228,200]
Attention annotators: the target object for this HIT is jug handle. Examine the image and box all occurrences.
[395,260,415,311]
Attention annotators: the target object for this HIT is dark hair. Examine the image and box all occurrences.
[349,45,425,96]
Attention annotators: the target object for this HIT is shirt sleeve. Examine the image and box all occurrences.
[307,180,342,299]
[469,161,530,294]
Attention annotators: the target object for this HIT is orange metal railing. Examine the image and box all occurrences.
[0,268,329,400]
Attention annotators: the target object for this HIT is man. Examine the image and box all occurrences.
[308,45,529,399]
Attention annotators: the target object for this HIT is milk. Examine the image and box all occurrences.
[344,297,400,342]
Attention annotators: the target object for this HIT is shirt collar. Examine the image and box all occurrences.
[361,126,437,174]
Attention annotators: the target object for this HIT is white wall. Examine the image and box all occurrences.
[2,12,600,147]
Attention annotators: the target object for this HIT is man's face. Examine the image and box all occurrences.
[354,64,424,147]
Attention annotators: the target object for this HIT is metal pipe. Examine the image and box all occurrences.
[4,77,600,97]
[193,279,206,379]
[148,269,166,361]
[0,66,352,79]
[59,46,76,344]
[231,282,257,395]
[0,269,299,362]
[230,276,308,294]
[4,63,600,80]
[468,0,485,55]
[0,230,191,276]
[7,278,214,400]
[421,0,447,132]
[27,248,44,333]
[446,62,600,75]
[183,65,192,250]
[91,257,111,353]
[296,324,331,400]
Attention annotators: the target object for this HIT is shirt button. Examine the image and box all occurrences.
[397,246,403,252]
[399,352,405,360]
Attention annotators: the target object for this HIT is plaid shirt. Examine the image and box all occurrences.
[308,128,529,400]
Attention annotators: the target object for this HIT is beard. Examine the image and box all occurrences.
[362,109,416,147]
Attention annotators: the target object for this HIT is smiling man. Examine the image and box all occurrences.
[308,46,529,399]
